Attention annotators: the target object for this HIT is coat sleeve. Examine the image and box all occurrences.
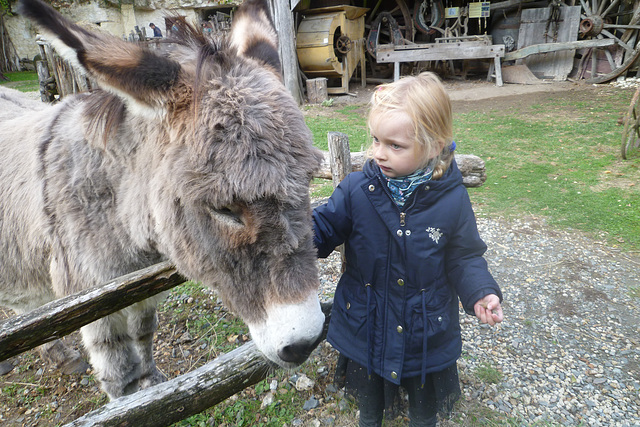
[445,189,503,315]
[312,175,354,258]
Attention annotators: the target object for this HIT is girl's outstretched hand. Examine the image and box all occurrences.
[474,294,503,326]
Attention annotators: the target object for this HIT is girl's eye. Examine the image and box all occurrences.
[391,144,401,150]
[372,136,379,144]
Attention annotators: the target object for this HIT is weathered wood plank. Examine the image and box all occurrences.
[504,38,616,61]
[64,303,333,427]
[517,6,581,80]
[377,43,505,62]
[316,152,487,187]
[0,262,186,362]
[269,0,304,105]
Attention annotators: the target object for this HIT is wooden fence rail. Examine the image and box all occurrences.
[65,303,332,427]
[318,151,487,187]
[0,262,185,362]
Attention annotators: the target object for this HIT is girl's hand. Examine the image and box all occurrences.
[474,294,503,326]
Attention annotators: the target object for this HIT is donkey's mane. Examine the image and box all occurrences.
[83,22,234,144]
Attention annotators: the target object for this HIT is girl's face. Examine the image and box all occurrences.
[370,110,421,178]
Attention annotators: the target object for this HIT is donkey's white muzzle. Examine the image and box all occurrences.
[248,292,325,367]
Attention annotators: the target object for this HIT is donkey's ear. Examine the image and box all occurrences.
[18,0,180,114]
[230,0,282,76]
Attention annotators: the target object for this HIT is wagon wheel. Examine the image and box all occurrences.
[622,88,640,159]
[414,0,446,35]
[566,0,640,82]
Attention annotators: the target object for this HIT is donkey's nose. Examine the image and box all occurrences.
[278,334,323,364]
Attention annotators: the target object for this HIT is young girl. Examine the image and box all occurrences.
[312,72,503,427]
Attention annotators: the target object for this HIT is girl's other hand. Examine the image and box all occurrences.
[474,294,503,326]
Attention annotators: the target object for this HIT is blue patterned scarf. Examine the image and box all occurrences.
[380,142,456,207]
[382,164,434,207]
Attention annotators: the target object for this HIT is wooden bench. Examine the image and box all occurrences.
[375,36,506,86]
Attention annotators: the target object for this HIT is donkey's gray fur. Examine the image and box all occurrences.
[0,0,325,399]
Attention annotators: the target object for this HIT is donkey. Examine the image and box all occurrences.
[0,0,325,399]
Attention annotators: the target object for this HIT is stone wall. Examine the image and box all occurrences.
[5,0,233,63]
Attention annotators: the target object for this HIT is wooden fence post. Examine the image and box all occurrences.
[327,132,352,188]
[327,132,351,272]
[35,60,55,102]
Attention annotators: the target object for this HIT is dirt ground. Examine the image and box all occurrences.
[327,76,609,113]
[0,78,634,426]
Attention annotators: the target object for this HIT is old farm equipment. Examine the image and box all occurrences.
[296,6,368,94]
[504,0,640,82]
[298,0,640,85]
[622,85,640,158]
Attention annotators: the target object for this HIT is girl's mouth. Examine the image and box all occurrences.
[379,164,392,173]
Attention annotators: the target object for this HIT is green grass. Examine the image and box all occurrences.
[455,90,640,250]
[177,378,307,426]
[0,71,39,92]
[310,178,335,199]
[474,362,503,384]
[305,105,370,151]
[158,281,249,354]
[304,88,640,252]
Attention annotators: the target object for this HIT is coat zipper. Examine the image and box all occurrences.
[399,212,406,226]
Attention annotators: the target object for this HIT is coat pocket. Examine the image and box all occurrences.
[405,287,452,356]
[331,283,376,352]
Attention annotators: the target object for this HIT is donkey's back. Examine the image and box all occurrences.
[0,87,59,310]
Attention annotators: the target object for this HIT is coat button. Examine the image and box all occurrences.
[425,185,430,190]
[396,230,403,236]
[405,230,411,236]
[397,279,404,286]
[368,185,375,191]
[390,371,398,379]
[397,325,403,333]
[437,316,443,322]
[346,303,351,309]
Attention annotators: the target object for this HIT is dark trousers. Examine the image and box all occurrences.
[357,374,438,427]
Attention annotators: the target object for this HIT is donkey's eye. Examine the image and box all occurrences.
[208,204,244,227]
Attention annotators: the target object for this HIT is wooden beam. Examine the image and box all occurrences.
[0,262,186,362]
[64,303,333,427]
[377,43,505,62]
[269,0,304,105]
[504,38,616,61]
[316,152,487,187]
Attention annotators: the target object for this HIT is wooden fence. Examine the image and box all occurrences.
[0,260,332,426]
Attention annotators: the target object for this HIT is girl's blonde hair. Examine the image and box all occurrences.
[367,72,453,179]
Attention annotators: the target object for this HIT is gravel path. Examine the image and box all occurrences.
[316,214,640,426]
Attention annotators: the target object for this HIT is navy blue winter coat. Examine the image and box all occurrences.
[313,158,502,385]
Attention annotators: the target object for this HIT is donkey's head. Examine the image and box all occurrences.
[19,0,325,367]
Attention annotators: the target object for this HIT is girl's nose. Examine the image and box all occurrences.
[374,145,386,160]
